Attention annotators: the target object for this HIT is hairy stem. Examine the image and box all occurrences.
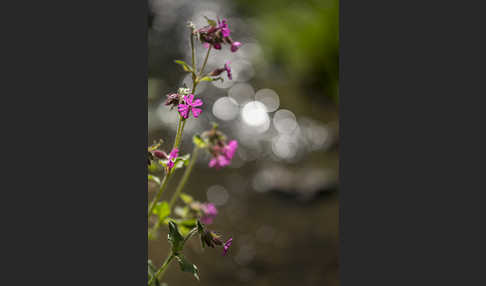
[173,116,184,150]
[173,119,186,150]
[169,147,199,209]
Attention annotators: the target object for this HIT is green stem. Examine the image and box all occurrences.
[199,46,212,76]
[184,227,199,244]
[149,252,175,285]
[169,147,199,209]
[173,118,186,150]
[173,116,183,150]
[190,30,196,72]
[147,171,171,219]
[148,227,199,285]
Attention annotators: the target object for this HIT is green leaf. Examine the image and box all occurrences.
[148,140,163,152]
[192,134,207,148]
[167,221,184,253]
[196,220,204,233]
[148,175,161,185]
[198,76,213,82]
[178,218,197,228]
[153,201,170,221]
[177,219,197,236]
[198,76,224,83]
[178,224,192,237]
[180,193,193,204]
[204,16,217,27]
[174,60,193,73]
[175,255,200,281]
[172,154,190,170]
[174,206,189,218]
[148,161,160,173]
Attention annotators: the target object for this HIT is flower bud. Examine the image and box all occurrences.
[209,68,225,77]
[230,41,241,52]
[153,150,168,159]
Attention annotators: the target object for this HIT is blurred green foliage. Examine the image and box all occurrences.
[237,0,339,103]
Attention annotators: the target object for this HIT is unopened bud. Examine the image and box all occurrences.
[153,150,168,159]
[209,68,225,77]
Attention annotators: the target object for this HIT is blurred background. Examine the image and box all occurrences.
[148,0,339,285]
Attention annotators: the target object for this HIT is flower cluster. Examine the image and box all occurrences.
[195,18,241,52]
[148,16,242,284]
[200,228,233,255]
[201,126,238,168]
[147,143,179,173]
[165,88,192,110]
[165,148,178,172]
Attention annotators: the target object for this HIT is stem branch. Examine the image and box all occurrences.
[148,252,175,285]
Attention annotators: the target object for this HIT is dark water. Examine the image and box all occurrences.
[148,141,339,286]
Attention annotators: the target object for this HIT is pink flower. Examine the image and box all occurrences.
[223,238,233,255]
[196,18,240,53]
[200,203,218,224]
[224,140,238,159]
[219,19,231,37]
[224,61,232,80]
[208,140,238,169]
[178,94,203,119]
[166,148,178,171]
[208,154,230,168]
[231,41,241,52]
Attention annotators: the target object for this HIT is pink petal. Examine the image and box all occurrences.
[185,94,194,105]
[231,41,241,52]
[167,160,174,170]
[169,148,178,160]
[178,104,189,118]
[203,42,210,49]
[224,140,238,159]
[218,155,230,167]
[191,108,202,118]
[222,28,231,37]
[192,98,203,107]
[223,238,233,255]
[209,158,217,168]
[200,216,213,225]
